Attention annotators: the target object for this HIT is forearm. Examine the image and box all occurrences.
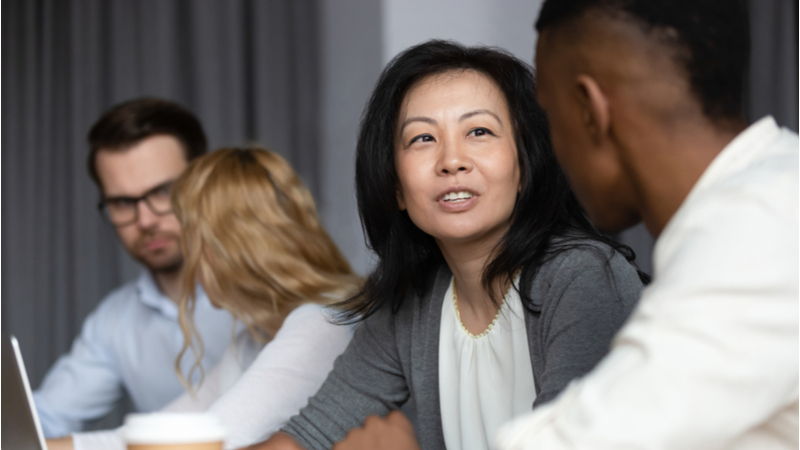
[280,371,396,450]
[46,436,74,450]
[331,412,420,450]
[279,307,411,450]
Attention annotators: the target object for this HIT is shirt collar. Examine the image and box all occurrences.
[684,115,781,205]
[135,271,209,320]
[657,116,782,243]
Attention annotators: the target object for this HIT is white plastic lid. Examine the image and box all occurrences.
[123,412,226,444]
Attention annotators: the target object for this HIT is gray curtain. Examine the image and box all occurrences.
[747,0,798,131]
[1,0,319,395]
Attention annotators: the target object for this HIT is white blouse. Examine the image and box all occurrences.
[439,276,536,450]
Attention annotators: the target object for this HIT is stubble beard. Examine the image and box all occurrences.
[147,254,184,276]
[132,231,184,275]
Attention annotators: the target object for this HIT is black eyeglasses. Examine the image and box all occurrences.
[98,181,175,227]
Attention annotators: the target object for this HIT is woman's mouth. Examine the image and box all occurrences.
[441,191,474,203]
[438,189,479,212]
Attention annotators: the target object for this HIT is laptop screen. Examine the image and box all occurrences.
[2,334,48,450]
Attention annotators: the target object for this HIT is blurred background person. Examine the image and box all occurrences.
[33,97,237,437]
[49,147,360,450]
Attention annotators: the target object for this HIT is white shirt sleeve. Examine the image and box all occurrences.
[210,303,355,449]
[73,303,354,450]
[33,299,128,438]
[494,151,799,449]
[161,339,246,414]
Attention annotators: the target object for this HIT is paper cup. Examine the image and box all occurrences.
[124,412,226,450]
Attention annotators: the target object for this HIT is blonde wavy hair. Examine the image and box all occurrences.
[171,146,360,390]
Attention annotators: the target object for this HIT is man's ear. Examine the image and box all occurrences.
[396,188,406,211]
[575,74,610,146]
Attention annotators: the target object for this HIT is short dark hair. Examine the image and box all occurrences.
[87,97,208,188]
[340,40,647,321]
[536,0,750,122]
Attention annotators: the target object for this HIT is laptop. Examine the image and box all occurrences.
[2,334,48,450]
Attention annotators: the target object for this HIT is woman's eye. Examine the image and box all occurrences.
[468,127,494,137]
[409,134,434,145]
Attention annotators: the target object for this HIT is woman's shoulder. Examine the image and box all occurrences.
[544,237,639,273]
[544,238,620,268]
[524,238,644,305]
[281,302,357,335]
[286,302,327,320]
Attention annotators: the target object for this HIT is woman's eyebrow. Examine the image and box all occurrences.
[459,109,501,123]
[399,116,437,134]
[399,109,502,134]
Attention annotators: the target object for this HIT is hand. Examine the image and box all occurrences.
[332,411,420,450]
[46,436,74,450]
[239,432,307,450]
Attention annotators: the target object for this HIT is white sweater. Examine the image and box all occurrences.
[73,303,354,450]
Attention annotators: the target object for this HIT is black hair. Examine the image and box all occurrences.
[87,97,208,188]
[536,0,749,122]
[340,39,649,322]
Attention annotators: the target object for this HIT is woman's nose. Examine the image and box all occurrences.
[436,138,473,175]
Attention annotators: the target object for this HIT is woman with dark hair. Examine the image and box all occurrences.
[253,40,647,450]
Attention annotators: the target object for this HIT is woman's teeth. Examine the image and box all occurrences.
[442,191,474,202]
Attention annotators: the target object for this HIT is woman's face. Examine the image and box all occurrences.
[394,69,520,249]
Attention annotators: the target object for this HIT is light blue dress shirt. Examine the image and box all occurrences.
[33,271,236,438]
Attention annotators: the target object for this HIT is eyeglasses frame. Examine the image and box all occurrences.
[97,180,176,227]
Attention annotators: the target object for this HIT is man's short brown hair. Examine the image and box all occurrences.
[87,97,208,188]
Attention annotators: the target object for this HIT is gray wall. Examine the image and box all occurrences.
[382,0,542,64]
[316,0,383,275]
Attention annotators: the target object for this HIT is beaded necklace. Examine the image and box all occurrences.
[452,278,512,339]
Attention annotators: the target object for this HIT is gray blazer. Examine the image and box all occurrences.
[283,243,643,450]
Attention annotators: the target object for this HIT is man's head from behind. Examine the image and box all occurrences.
[534,0,749,232]
[88,98,208,274]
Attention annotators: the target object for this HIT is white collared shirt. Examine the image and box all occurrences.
[33,271,237,437]
[495,116,799,450]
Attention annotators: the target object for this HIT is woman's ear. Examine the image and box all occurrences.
[575,74,610,146]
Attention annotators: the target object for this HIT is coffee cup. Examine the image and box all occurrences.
[123,412,226,450]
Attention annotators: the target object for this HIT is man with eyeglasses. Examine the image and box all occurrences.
[33,98,236,440]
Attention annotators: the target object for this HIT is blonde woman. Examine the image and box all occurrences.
[64,147,360,450]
